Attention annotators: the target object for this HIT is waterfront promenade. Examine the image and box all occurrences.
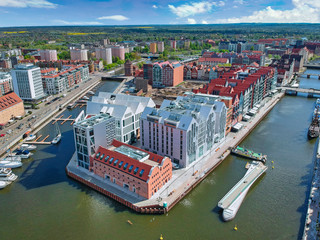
[67,90,285,213]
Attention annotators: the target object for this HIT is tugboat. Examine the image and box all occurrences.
[308,114,320,139]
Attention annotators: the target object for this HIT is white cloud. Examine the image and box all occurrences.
[188,18,197,24]
[97,15,129,21]
[216,0,320,23]
[53,20,102,25]
[169,1,222,18]
[233,0,244,5]
[152,5,158,9]
[0,0,57,8]
[202,20,208,24]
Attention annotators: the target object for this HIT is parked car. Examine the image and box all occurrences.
[0,133,5,137]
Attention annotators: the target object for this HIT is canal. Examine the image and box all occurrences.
[0,72,318,239]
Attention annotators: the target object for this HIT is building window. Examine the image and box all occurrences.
[123,163,128,170]
[134,167,139,174]
[129,165,134,172]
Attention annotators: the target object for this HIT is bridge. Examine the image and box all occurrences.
[303,63,320,69]
[218,162,267,221]
[297,72,320,79]
[279,87,320,97]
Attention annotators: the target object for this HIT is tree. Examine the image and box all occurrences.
[58,50,70,60]
[250,46,254,51]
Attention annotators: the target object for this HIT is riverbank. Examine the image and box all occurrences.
[0,77,102,158]
[67,90,285,214]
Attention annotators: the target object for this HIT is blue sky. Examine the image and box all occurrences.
[0,0,319,27]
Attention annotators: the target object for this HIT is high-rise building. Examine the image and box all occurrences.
[0,59,12,69]
[73,112,116,170]
[150,43,157,54]
[140,93,227,168]
[11,64,45,100]
[95,48,112,64]
[184,40,191,49]
[100,38,110,46]
[40,50,58,61]
[170,40,177,50]
[124,60,133,76]
[157,42,164,53]
[86,92,155,144]
[70,49,88,61]
[0,72,13,96]
[111,46,125,60]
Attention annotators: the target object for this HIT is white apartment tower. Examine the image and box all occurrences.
[70,49,88,61]
[40,50,58,61]
[95,48,112,64]
[11,64,45,100]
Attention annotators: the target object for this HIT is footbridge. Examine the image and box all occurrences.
[280,87,320,97]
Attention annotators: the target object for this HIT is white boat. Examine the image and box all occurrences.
[87,91,94,95]
[0,159,22,168]
[82,96,89,100]
[20,144,37,151]
[52,123,61,144]
[0,168,18,181]
[25,134,36,141]
[0,181,9,189]
[11,149,32,159]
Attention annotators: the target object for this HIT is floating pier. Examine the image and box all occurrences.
[218,161,268,221]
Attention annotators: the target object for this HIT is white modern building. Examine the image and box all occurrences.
[140,93,227,168]
[86,92,155,144]
[95,47,112,64]
[40,50,58,61]
[11,64,45,100]
[70,49,88,61]
[73,112,116,170]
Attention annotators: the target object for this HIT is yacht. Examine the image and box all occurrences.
[82,96,90,100]
[52,123,61,144]
[0,168,18,181]
[25,134,36,141]
[0,181,9,189]
[14,149,32,159]
[0,157,22,168]
[20,144,37,151]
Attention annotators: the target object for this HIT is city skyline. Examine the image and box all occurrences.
[0,0,319,27]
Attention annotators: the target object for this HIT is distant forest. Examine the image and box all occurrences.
[1,24,319,49]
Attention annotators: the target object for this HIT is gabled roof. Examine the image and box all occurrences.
[0,92,22,112]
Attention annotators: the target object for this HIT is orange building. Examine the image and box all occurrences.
[162,62,184,87]
[91,140,172,199]
[150,42,157,54]
[0,92,25,126]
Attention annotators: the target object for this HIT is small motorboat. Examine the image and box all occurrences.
[51,134,61,144]
[0,159,22,168]
[15,149,32,159]
[0,181,9,189]
[0,168,18,181]
[25,134,36,141]
[20,144,37,151]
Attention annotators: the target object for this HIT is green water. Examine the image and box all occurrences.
[0,77,318,240]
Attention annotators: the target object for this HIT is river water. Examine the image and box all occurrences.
[0,71,319,239]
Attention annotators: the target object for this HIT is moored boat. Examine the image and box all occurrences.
[0,168,18,181]
[0,181,9,189]
[25,134,36,141]
[231,146,267,163]
[308,114,320,139]
[51,123,61,144]
[0,158,22,168]
[20,144,37,151]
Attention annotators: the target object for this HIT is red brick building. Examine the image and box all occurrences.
[0,92,25,126]
[91,140,172,199]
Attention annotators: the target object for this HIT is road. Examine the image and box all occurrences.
[0,71,107,154]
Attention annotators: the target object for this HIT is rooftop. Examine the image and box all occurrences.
[74,113,113,128]
[114,145,149,162]
[14,64,38,70]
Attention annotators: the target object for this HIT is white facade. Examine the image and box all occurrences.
[157,42,164,53]
[140,93,227,168]
[0,72,13,96]
[95,48,112,64]
[86,93,155,144]
[70,49,88,61]
[0,49,21,58]
[73,112,116,170]
[40,50,58,61]
[11,64,45,100]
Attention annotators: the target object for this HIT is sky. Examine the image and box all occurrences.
[0,0,319,27]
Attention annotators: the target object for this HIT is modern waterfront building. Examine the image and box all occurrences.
[91,140,172,199]
[40,50,57,61]
[111,46,125,60]
[41,65,89,94]
[0,72,13,96]
[140,93,227,168]
[11,64,45,100]
[86,92,156,144]
[0,92,25,125]
[95,48,112,64]
[70,49,88,61]
[73,112,116,170]
[150,43,157,54]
